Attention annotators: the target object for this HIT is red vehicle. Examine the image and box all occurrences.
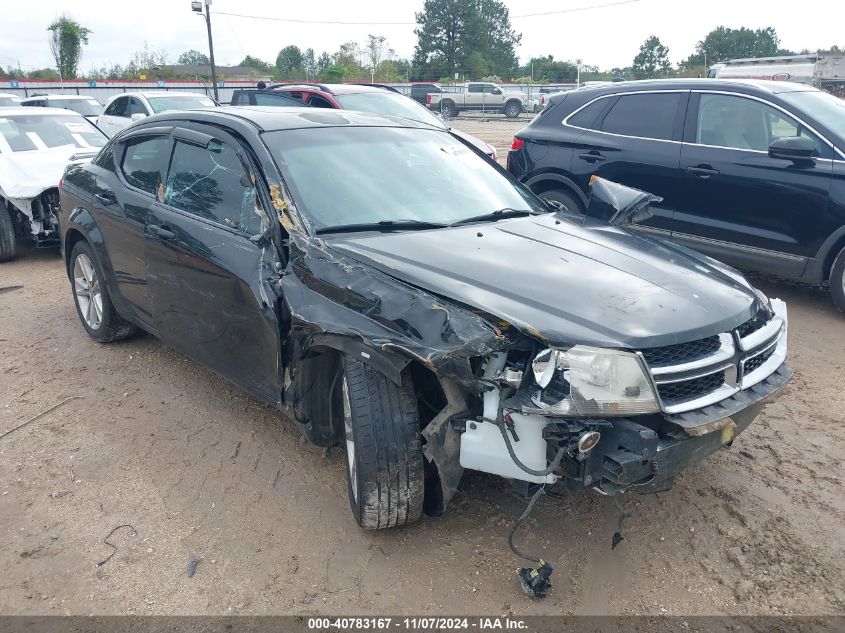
[267,83,498,160]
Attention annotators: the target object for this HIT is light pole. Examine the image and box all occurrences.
[191,0,218,101]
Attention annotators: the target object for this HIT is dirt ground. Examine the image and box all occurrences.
[1,117,843,617]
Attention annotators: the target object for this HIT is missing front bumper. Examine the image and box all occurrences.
[579,363,792,495]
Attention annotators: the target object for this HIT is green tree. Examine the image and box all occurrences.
[413,0,520,80]
[239,55,273,75]
[632,35,671,78]
[303,48,317,80]
[177,49,209,65]
[365,35,388,79]
[275,45,304,79]
[522,55,578,83]
[47,15,91,79]
[317,52,332,73]
[681,26,789,72]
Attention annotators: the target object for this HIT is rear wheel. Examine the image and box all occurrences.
[830,246,845,314]
[538,188,584,214]
[0,206,17,262]
[341,356,424,530]
[504,101,522,119]
[70,240,136,342]
[440,100,457,118]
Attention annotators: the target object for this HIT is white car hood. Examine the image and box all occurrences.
[0,145,96,200]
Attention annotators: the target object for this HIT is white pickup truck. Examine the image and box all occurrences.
[427,82,526,118]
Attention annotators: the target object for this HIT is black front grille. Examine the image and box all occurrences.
[641,335,721,367]
[657,371,725,405]
[736,314,769,339]
[744,346,775,375]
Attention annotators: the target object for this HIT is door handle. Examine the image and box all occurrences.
[148,224,176,240]
[94,192,116,205]
[686,165,720,179]
[578,151,606,163]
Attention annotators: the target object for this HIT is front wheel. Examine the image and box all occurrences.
[0,206,17,262]
[830,246,845,314]
[341,357,424,530]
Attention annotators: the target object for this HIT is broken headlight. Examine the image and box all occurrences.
[529,346,659,416]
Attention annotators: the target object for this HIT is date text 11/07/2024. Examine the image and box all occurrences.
[307,617,529,630]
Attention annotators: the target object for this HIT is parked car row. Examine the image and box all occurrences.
[230,83,498,160]
[4,90,217,136]
[55,103,792,544]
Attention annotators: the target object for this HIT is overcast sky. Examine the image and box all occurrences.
[1,0,842,74]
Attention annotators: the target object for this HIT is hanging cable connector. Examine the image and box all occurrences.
[508,486,555,598]
[611,494,631,550]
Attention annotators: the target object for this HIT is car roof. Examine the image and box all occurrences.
[562,78,817,97]
[106,91,212,102]
[0,107,87,116]
[20,94,94,101]
[139,106,438,133]
[273,83,390,95]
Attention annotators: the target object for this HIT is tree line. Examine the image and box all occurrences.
[2,9,843,85]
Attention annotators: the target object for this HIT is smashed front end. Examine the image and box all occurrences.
[458,298,791,497]
[0,150,98,247]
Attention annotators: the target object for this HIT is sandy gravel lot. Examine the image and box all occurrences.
[0,117,843,616]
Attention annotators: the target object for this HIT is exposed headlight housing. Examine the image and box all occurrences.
[528,345,659,416]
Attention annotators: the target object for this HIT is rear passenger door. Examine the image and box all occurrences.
[94,128,172,325]
[144,124,282,403]
[569,90,688,233]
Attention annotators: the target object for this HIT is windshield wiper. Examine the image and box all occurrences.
[448,207,535,227]
[315,219,449,235]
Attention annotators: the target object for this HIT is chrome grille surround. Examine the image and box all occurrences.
[640,299,788,415]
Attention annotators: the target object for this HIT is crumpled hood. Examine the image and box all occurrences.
[327,214,761,349]
[0,146,96,200]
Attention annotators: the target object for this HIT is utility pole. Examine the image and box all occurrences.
[192,0,218,101]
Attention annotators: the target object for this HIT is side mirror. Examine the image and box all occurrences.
[768,136,818,163]
[130,112,147,122]
[492,88,502,95]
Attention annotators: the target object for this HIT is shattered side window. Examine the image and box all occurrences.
[121,136,169,195]
[164,140,262,235]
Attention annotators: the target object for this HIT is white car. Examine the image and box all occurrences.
[97,91,216,137]
[20,94,103,124]
[0,94,23,107]
[0,108,107,261]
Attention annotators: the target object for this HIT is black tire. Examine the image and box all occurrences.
[504,101,522,119]
[538,188,585,214]
[830,246,845,314]
[440,100,457,118]
[69,240,136,343]
[341,356,424,530]
[0,206,17,262]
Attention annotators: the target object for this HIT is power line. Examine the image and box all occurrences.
[515,0,644,18]
[215,0,646,26]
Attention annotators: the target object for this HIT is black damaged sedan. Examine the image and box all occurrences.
[59,107,791,531]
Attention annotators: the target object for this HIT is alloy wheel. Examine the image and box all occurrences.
[73,253,103,330]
